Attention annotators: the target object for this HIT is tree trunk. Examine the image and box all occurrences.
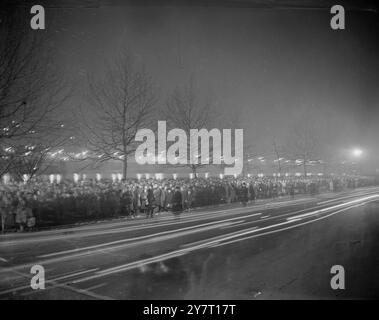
[123,155,128,180]
[1,214,5,234]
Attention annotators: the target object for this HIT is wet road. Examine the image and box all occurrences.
[1,187,379,299]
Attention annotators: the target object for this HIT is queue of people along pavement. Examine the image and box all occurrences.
[0,175,377,233]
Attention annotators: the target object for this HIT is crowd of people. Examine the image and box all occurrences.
[0,174,378,233]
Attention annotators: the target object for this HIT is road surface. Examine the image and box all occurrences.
[1,187,379,299]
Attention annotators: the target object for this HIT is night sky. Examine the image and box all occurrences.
[21,1,379,161]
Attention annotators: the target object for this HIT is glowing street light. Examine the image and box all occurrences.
[352,148,363,157]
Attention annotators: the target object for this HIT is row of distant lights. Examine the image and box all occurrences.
[1,172,327,185]
[4,148,306,164]
[249,157,323,165]
[47,149,126,161]
[5,145,361,165]
[46,151,316,164]
[44,150,324,165]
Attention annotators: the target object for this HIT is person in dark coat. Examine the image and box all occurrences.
[120,190,129,217]
[120,188,133,218]
[133,186,140,217]
[146,187,155,218]
[172,186,183,215]
[238,182,249,206]
[289,183,295,199]
[248,183,255,203]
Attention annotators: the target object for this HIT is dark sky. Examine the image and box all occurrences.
[42,1,379,160]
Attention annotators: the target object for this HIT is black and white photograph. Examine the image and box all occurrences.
[1,0,379,304]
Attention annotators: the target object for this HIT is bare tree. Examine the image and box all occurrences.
[272,136,285,175]
[5,126,73,181]
[286,114,321,176]
[164,80,212,176]
[77,52,156,178]
[0,6,71,178]
[218,110,261,176]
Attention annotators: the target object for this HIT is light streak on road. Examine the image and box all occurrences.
[287,194,379,221]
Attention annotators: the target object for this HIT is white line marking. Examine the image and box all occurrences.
[0,257,8,262]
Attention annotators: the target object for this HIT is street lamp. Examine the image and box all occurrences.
[350,148,364,175]
[352,148,363,158]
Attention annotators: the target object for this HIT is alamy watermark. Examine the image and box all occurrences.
[29,4,345,32]
[30,264,45,290]
[134,121,244,176]
[330,265,345,290]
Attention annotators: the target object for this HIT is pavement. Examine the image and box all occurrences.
[1,186,379,300]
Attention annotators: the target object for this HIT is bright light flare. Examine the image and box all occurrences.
[352,148,363,157]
